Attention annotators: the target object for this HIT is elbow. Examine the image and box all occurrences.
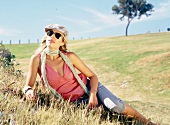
[89,74,98,80]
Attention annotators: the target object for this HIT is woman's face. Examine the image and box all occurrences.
[45,30,64,50]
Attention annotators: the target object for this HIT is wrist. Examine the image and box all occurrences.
[23,86,32,94]
[90,90,97,94]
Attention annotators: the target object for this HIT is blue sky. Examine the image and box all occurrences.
[0,0,170,44]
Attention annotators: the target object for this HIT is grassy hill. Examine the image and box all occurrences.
[2,32,170,124]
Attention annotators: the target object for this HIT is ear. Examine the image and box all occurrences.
[62,37,65,43]
[60,37,65,46]
[62,37,65,42]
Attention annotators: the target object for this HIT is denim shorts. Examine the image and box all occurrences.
[76,80,125,113]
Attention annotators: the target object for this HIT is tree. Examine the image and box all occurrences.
[112,0,154,36]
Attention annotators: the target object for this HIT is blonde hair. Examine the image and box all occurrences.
[35,35,68,54]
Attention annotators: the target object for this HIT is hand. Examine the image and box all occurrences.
[88,92,98,109]
[25,89,37,101]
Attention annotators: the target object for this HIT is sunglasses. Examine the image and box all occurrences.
[46,30,62,39]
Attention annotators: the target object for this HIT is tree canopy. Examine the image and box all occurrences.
[112,0,154,36]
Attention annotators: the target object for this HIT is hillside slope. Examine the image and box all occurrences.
[4,32,170,124]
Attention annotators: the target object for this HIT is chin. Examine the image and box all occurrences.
[47,46,58,50]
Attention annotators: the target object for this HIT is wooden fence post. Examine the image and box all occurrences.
[37,39,39,43]
[28,39,30,44]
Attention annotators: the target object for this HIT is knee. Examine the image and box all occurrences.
[104,98,125,113]
[122,104,138,118]
[111,106,125,114]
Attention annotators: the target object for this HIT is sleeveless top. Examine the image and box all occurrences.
[38,53,88,102]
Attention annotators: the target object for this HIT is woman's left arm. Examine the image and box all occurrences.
[68,52,98,107]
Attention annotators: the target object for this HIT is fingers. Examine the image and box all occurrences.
[26,90,37,100]
[27,94,36,100]
[88,100,98,109]
[88,104,97,109]
[88,94,98,109]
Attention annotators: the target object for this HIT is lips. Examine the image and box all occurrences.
[49,40,55,43]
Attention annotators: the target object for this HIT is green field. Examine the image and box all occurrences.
[1,32,170,124]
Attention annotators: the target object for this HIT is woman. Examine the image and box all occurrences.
[23,24,156,125]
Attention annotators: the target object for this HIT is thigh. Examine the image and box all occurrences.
[76,80,125,113]
[97,82,125,113]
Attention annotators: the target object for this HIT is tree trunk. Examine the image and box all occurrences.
[125,20,131,36]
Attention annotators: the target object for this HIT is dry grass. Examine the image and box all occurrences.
[1,32,170,124]
[0,69,140,125]
[134,52,170,67]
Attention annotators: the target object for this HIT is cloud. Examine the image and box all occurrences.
[81,7,125,26]
[67,7,126,36]
[152,0,170,19]
[133,0,170,22]
[48,4,126,36]
[82,1,170,25]
[71,27,103,37]
[55,16,91,28]
[0,28,21,36]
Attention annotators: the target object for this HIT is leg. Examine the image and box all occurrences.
[96,82,156,125]
[96,82,125,113]
[122,104,157,125]
[122,103,150,124]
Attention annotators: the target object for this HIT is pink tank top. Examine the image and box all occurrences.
[38,54,87,102]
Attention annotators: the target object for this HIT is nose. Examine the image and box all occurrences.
[50,33,55,38]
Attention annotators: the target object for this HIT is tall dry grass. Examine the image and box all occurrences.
[0,68,140,125]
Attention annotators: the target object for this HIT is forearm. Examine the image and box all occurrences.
[23,71,38,94]
[88,75,99,108]
[89,75,98,94]
[23,73,37,98]
[24,54,40,88]
[25,72,37,87]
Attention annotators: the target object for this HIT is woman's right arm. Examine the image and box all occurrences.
[23,54,40,100]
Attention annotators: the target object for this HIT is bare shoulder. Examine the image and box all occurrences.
[67,52,78,60]
[66,51,83,65]
[29,54,41,66]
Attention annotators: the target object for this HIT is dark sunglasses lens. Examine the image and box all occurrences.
[47,30,53,36]
[55,33,61,39]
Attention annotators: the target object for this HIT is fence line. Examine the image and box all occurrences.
[0,37,91,45]
[0,39,40,45]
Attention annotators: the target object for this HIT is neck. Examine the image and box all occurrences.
[44,48,60,60]
[46,55,60,60]
[44,48,59,55]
